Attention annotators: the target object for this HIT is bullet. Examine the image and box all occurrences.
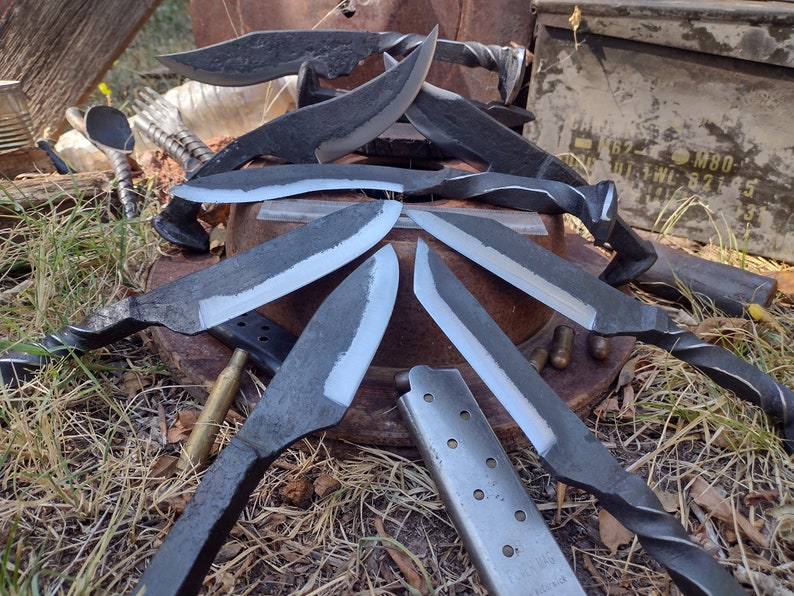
[550,325,574,369]
[528,347,549,372]
[588,332,612,361]
[177,348,248,473]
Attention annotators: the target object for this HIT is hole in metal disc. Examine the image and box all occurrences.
[258,336,270,342]
[236,321,247,327]
[423,393,434,403]
[447,439,458,449]
[502,545,515,557]
[260,325,270,331]
[473,489,484,500]
[486,458,497,468]
[515,510,527,522]
[459,410,471,420]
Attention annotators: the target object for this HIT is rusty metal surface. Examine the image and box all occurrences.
[535,0,794,67]
[187,0,534,103]
[525,15,794,262]
[146,233,634,449]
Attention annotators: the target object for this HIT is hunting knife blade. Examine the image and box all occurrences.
[412,239,745,596]
[0,200,401,388]
[133,243,399,595]
[409,209,794,450]
[153,26,438,252]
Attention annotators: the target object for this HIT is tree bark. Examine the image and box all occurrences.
[0,0,161,138]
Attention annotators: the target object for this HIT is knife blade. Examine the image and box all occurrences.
[133,243,399,596]
[152,27,437,252]
[408,209,794,449]
[168,163,617,244]
[157,29,526,103]
[0,199,401,387]
[384,62,657,287]
[412,239,745,596]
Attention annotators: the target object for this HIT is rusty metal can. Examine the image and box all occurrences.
[0,81,34,149]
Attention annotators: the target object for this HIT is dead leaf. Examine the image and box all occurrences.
[690,477,770,548]
[167,409,200,444]
[568,5,582,49]
[593,394,619,418]
[652,488,680,513]
[617,357,638,388]
[150,454,178,478]
[744,489,779,507]
[598,509,633,554]
[770,269,794,295]
[619,384,636,420]
[694,317,751,346]
[374,517,426,594]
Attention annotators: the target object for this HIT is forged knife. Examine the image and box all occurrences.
[152,27,438,252]
[408,209,794,449]
[412,239,745,596]
[378,53,656,288]
[0,200,401,387]
[157,29,527,104]
[133,244,399,596]
[169,162,617,245]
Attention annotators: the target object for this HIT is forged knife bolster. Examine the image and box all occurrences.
[397,366,584,596]
[639,322,794,448]
[132,437,282,596]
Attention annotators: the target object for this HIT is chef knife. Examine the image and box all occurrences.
[133,243,399,595]
[412,239,745,596]
[157,29,526,104]
[0,200,401,387]
[408,209,794,449]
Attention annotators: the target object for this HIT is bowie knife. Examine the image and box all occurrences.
[152,27,437,252]
[157,29,526,104]
[412,239,745,596]
[0,200,401,387]
[169,162,617,245]
[133,244,399,596]
[409,209,794,449]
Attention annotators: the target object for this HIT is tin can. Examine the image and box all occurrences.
[0,81,35,150]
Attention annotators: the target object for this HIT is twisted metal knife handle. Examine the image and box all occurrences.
[641,324,794,447]
[380,32,526,103]
[104,148,140,219]
[134,118,202,173]
[548,447,745,596]
[173,129,214,163]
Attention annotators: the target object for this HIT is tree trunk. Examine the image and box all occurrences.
[0,0,161,138]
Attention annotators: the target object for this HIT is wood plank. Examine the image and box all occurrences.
[0,0,161,138]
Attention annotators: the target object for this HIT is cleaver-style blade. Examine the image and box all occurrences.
[412,240,745,596]
[133,244,399,596]
[409,209,794,449]
[153,27,437,252]
[157,29,526,103]
[169,163,617,244]
[0,200,401,387]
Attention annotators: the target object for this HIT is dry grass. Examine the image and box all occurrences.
[0,172,792,595]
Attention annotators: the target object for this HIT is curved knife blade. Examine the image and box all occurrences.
[133,243,399,596]
[408,209,794,449]
[169,163,617,244]
[0,200,401,387]
[157,29,526,103]
[152,27,437,251]
[412,239,745,596]
[390,65,657,287]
